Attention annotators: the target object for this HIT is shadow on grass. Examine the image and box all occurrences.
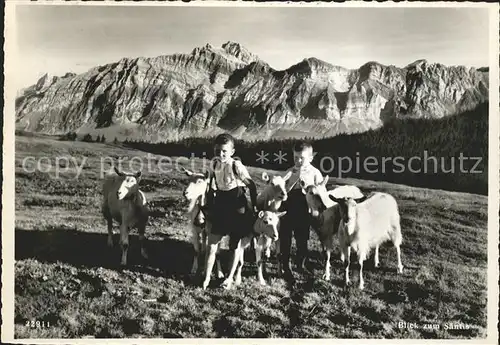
[15,226,196,279]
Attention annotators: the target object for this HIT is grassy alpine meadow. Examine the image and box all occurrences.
[13,134,488,339]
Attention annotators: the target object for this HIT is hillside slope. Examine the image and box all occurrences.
[14,135,488,338]
[121,102,488,195]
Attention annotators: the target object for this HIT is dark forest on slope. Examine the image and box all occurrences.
[61,103,488,195]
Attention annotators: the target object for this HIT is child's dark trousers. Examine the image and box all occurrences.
[211,186,253,250]
[279,189,311,275]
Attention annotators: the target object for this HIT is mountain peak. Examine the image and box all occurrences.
[405,59,428,69]
[221,41,244,50]
[191,43,216,56]
[15,43,489,140]
[285,57,342,75]
[187,41,259,65]
[221,41,259,64]
[35,73,60,90]
[360,61,385,68]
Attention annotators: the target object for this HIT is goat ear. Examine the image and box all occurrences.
[135,170,142,179]
[283,171,292,181]
[299,180,307,194]
[258,210,265,218]
[261,172,270,182]
[354,195,367,203]
[329,194,343,204]
[181,166,193,176]
[277,211,287,218]
[114,167,124,176]
[320,175,329,186]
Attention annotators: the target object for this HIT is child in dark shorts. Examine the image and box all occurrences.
[279,141,324,281]
[202,133,257,290]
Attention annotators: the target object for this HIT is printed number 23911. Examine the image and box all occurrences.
[25,320,50,328]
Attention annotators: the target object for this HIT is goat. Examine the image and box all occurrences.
[329,192,404,290]
[221,210,286,289]
[181,167,224,278]
[300,176,364,216]
[302,175,365,281]
[102,167,149,266]
[255,170,292,260]
[256,171,292,211]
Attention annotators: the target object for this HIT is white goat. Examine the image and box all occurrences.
[302,175,365,281]
[300,176,364,216]
[222,210,286,289]
[181,167,224,279]
[102,167,149,266]
[256,171,292,211]
[255,170,291,259]
[329,192,404,290]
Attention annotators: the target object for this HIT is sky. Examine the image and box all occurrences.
[15,5,491,91]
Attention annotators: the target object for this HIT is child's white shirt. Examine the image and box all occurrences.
[212,158,251,191]
[286,163,323,191]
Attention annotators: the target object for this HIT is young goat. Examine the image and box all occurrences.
[256,171,292,211]
[222,210,286,289]
[302,176,365,281]
[102,167,149,266]
[256,170,292,260]
[181,167,224,278]
[329,192,404,290]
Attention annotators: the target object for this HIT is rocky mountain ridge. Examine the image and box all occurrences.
[15,41,489,141]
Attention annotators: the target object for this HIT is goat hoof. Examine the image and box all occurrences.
[398,266,404,274]
[222,278,233,290]
[374,262,380,268]
[322,273,331,281]
[235,277,242,286]
[202,280,210,290]
[258,279,267,286]
[217,271,225,279]
[359,284,365,290]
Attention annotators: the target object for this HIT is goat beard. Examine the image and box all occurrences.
[341,221,356,236]
[256,226,278,240]
[186,198,197,213]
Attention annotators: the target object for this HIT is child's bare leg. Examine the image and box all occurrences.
[202,233,223,290]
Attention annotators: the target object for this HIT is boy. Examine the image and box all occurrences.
[280,141,323,281]
[202,133,258,290]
